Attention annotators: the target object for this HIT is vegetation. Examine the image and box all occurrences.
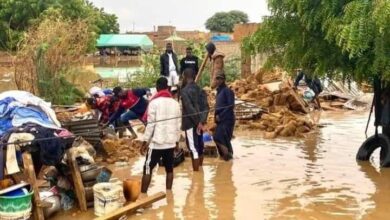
[205,10,249,33]
[121,46,161,89]
[0,0,119,50]
[243,0,390,83]
[15,17,93,104]
[120,42,240,89]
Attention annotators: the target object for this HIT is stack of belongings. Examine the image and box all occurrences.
[0,90,74,182]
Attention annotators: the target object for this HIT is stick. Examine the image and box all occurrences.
[195,56,209,83]
[94,192,166,220]
[66,149,88,211]
[23,152,44,220]
[365,93,375,139]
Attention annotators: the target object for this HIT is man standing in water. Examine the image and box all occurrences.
[140,77,181,193]
[160,42,179,89]
[181,68,208,171]
[213,72,235,161]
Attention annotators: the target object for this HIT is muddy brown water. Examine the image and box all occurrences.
[51,111,390,220]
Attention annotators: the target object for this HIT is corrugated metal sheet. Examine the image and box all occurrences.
[62,119,101,146]
[321,81,364,99]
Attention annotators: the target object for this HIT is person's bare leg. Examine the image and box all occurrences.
[118,127,125,138]
[199,155,204,166]
[141,174,152,193]
[128,126,137,139]
[315,97,322,109]
[191,157,200,171]
[166,172,173,190]
[215,142,229,160]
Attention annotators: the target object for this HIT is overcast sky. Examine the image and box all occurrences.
[89,0,270,33]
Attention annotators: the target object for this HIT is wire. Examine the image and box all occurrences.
[0,102,258,147]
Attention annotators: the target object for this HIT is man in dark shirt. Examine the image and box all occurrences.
[213,71,235,161]
[181,68,209,171]
[180,47,199,76]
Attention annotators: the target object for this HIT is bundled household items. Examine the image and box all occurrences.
[0,91,76,219]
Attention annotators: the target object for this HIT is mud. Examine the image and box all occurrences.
[101,138,142,163]
[51,111,390,220]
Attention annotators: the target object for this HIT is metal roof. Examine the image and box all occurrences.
[96,34,153,50]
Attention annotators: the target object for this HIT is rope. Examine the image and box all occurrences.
[0,101,260,147]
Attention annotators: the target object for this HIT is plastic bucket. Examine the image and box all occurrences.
[93,183,123,216]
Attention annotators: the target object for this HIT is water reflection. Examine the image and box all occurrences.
[212,162,236,219]
[359,162,390,220]
[183,172,209,219]
[53,112,390,220]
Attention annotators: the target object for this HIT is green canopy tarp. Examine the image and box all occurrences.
[96,34,153,50]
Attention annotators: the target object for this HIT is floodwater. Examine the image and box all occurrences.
[52,111,390,220]
[94,66,142,83]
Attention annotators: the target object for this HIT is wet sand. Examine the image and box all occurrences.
[52,111,390,220]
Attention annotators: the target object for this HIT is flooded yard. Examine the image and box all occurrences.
[52,111,389,220]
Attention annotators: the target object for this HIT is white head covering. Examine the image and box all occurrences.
[89,86,105,97]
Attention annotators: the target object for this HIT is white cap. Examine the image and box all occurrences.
[89,86,105,97]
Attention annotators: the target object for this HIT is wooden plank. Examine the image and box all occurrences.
[22,152,44,220]
[66,148,88,211]
[195,56,209,83]
[94,192,166,220]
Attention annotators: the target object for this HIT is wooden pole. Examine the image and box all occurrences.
[94,192,166,220]
[66,148,88,211]
[22,152,44,220]
[195,56,209,83]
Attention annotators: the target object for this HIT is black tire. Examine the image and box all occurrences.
[356,134,390,167]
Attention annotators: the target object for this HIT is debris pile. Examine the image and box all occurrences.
[203,69,370,138]
[55,104,93,122]
[229,76,313,138]
[205,71,315,139]
[319,81,371,111]
[102,138,142,164]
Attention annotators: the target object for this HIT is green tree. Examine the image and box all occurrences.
[0,0,119,50]
[15,17,93,104]
[244,0,390,83]
[205,10,249,33]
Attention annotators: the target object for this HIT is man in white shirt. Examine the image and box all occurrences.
[160,43,179,89]
[140,77,182,193]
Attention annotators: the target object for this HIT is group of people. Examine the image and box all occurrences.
[86,43,236,194]
[87,85,151,138]
[140,69,235,194]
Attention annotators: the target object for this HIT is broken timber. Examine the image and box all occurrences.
[66,148,88,211]
[22,152,44,220]
[94,192,166,220]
